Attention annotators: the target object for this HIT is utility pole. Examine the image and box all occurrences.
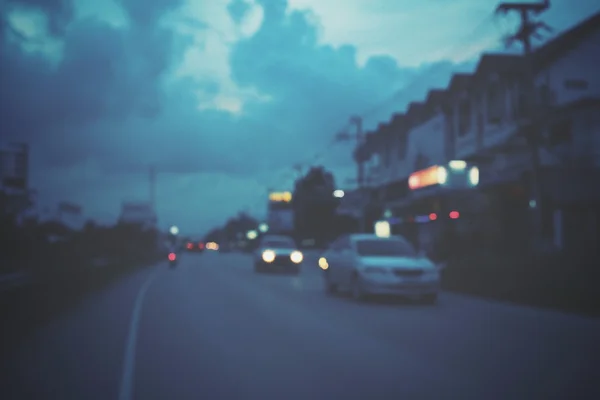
[496,0,551,247]
[149,165,157,225]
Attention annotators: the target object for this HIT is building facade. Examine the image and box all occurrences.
[354,11,600,258]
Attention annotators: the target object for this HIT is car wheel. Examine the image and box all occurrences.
[421,293,438,305]
[351,274,367,302]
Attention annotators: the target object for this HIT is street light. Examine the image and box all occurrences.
[169,225,179,235]
[247,230,258,240]
[258,223,268,233]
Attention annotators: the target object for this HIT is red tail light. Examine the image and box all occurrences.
[449,211,460,219]
[198,242,204,249]
[168,253,176,261]
[186,243,193,249]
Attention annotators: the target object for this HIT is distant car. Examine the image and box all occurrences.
[254,235,303,274]
[185,239,205,253]
[318,234,440,303]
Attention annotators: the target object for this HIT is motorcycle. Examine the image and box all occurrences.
[168,252,178,268]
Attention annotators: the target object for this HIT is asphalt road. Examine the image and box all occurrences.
[2,251,600,400]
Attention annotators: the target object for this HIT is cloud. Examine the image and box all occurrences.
[3,0,597,234]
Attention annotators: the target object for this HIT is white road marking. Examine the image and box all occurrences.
[118,269,158,400]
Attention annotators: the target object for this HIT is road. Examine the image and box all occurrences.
[2,251,599,399]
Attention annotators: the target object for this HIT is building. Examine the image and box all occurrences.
[354,11,600,256]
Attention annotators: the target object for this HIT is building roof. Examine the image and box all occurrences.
[447,73,472,93]
[474,54,523,79]
[533,11,600,71]
[406,101,426,125]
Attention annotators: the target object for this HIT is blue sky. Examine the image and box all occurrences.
[1,0,599,235]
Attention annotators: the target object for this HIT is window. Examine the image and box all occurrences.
[548,119,573,146]
[486,84,505,124]
[458,99,471,137]
[262,238,295,248]
[381,143,391,167]
[355,238,417,257]
[398,134,408,160]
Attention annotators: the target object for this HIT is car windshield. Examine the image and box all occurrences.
[262,239,295,248]
[355,239,416,257]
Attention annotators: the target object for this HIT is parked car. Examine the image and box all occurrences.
[318,234,440,303]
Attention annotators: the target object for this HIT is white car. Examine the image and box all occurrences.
[318,234,440,303]
[254,235,303,274]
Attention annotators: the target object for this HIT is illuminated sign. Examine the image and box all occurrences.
[269,191,292,202]
[408,165,447,190]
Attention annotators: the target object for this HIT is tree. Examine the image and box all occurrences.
[293,166,341,246]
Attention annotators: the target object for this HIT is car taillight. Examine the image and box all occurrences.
[198,242,204,249]
[187,243,193,249]
[168,253,176,261]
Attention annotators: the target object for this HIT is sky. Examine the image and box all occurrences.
[1,0,599,235]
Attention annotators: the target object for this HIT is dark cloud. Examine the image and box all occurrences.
[4,0,73,35]
[0,0,471,230]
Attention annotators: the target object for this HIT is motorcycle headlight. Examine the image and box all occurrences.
[290,251,303,264]
[262,250,275,263]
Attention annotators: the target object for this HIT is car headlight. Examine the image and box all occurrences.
[262,250,275,263]
[364,267,387,274]
[318,257,329,270]
[290,251,303,264]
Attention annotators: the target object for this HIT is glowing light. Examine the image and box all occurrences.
[408,165,445,190]
[262,250,275,263]
[318,257,329,270]
[269,191,292,202]
[258,223,268,233]
[374,220,391,238]
[168,253,176,261]
[437,166,448,185]
[333,189,344,198]
[186,243,193,249]
[246,230,258,240]
[429,213,437,221]
[468,166,479,186]
[449,160,467,170]
[290,251,303,264]
[169,226,179,235]
[449,211,460,219]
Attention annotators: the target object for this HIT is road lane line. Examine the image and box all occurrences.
[118,269,157,400]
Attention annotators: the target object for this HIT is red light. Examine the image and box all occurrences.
[168,253,176,261]
[449,211,460,219]
[198,242,204,249]
[186,243,193,249]
[429,213,437,221]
